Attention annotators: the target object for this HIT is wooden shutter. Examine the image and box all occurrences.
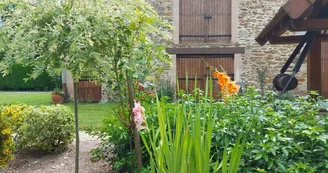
[176,54,234,95]
[207,0,232,43]
[322,42,328,98]
[179,0,232,43]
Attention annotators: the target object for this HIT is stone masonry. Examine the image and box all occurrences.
[148,0,308,95]
[63,0,308,100]
[237,0,307,94]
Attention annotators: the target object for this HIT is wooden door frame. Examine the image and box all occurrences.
[176,54,235,94]
[171,0,241,84]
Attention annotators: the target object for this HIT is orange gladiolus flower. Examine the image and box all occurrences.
[212,71,220,78]
[232,85,240,93]
[227,81,236,94]
[221,75,230,85]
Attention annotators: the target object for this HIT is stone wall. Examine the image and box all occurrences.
[146,0,309,95]
[237,0,307,94]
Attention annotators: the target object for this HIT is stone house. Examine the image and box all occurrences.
[148,0,311,95]
[64,0,328,101]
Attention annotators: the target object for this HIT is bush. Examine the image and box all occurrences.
[210,88,328,172]
[0,113,13,168]
[0,104,32,168]
[0,64,61,91]
[15,105,75,152]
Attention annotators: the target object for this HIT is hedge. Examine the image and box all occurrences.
[0,65,61,91]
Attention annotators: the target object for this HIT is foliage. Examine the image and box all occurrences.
[157,80,175,102]
[15,105,75,152]
[256,67,268,96]
[0,65,61,91]
[96,0,171,170]
[0,104,32,168]
[210,88,328,172]
[139,79,244,173]
[52,88,65,97]
[0,110,14,168]
[89,121,132,172]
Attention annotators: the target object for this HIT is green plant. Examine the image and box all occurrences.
[15,105,75,152]
[0,64,61,91]
[52,88,65,97]
[89,122,132,172]
[0,0,171,171]
[157,80,175,102]
[138,79,244,173]
[0,104,33,168]
[211,88,328,172]
[0,111,14,168]
[256,68,267,96]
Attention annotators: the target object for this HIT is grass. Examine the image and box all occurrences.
[0,91,116,131]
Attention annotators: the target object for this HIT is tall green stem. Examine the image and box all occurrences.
[73,82,79,173]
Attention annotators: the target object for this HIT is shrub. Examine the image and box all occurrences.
[89,122,132,172]
[15,105,75,152]
[0,64,61,91]
[1,104,32,129]
[210,88,328,172]
[0,104,32,168]
[0,113,14,168]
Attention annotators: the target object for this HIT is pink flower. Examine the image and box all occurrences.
[133,101,147,130]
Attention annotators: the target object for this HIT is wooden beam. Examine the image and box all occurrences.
[290,19,328,31]
[282,0,315,19]
[269,35,328,44]
[166,47,245,55]
[307,40,322,93]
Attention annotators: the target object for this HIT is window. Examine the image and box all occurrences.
[179,0,232,43]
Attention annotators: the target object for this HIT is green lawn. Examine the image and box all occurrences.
[0,92,116,131]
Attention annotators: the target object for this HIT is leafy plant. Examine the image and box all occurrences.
[52,88,65,97]
[0,104,33,168]
[0,111,14,168]
[157,80,175,102]
[138,78,244,173]
[256,68,267,96]
[211,88,328,172]
[15,105,75,152]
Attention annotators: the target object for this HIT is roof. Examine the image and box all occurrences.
[256,0,328,45]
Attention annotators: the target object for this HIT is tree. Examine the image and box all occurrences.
[0,0,171,171]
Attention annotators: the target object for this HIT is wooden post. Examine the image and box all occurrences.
[322,41,328,98]
[307,40,322,94]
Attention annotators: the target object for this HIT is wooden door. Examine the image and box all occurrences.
[179,0,232,43]
[207,0,231,43]
[322,42,328,98]
[77,81,102,103]
[176,54,234,96]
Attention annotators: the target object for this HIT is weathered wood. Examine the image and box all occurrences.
[166,47,245,54]
[269,35,328,44]
[77,81,102,103]
[307,40,322,93]
[322,41,328,97]
[176,55,234,95]
[290,19,328,31]
[256,0,328,45]
[179,0,231,43]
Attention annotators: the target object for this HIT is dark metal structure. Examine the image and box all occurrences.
[256,0,328,97]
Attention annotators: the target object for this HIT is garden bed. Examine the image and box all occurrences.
[1,132,111,173]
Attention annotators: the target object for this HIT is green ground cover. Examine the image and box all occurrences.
[0,92,114,131]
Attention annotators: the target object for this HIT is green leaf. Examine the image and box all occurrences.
[282,148,289,157]
[277,162,286,172]
[254,153,262,160]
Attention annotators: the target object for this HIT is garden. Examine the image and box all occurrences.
[1,0,328,173]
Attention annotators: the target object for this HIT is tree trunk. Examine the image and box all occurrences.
[126,73,142,169]
[73,82,80,173]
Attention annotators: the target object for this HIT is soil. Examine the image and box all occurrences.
[1,132,111,173]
